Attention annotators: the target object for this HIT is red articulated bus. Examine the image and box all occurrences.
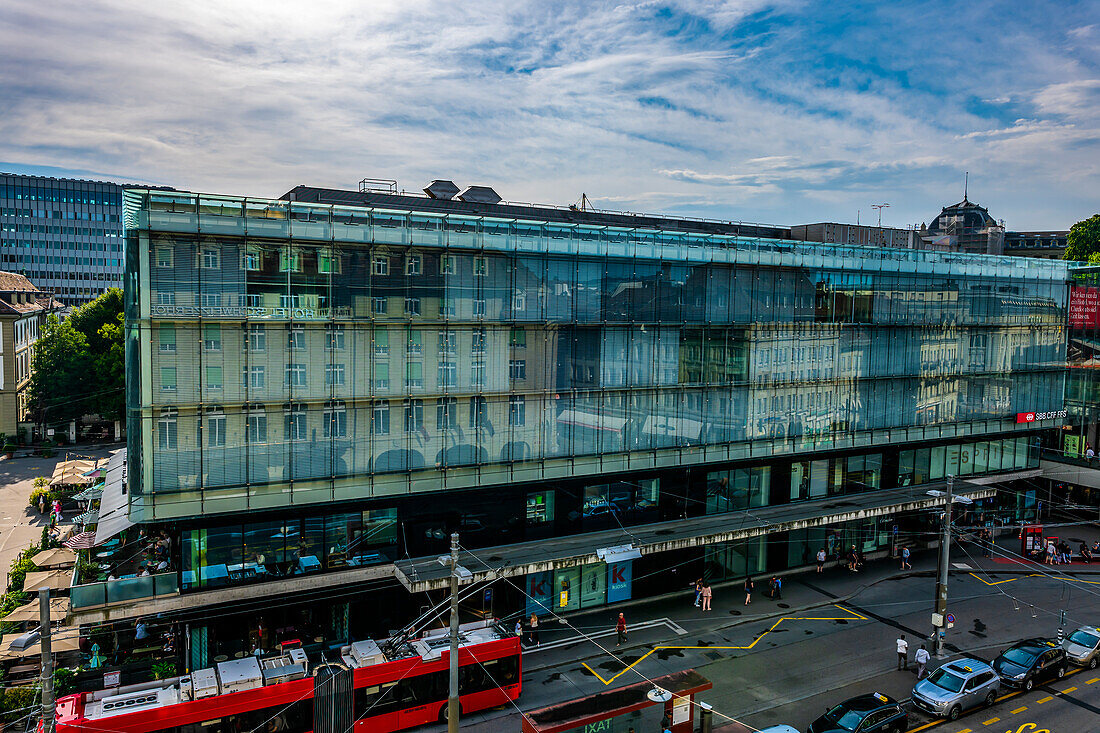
[55,621,521,733]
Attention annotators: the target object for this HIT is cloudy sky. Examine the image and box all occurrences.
[1,0,1097,229]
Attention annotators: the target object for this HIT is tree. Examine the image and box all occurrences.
[26,289,125,427]
[1063,214,1100,261]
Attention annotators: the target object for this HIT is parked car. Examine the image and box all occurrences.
[992,638,1067,691]
[1061,626,1100,669]
[757,727,800,733]
[910,658,1000,720]
[807,692,908,733]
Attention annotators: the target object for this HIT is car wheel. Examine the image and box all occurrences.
[1023,677,1034,692]
[1090,656,1098,670]
[947,705,961,721]
[1057,665,1066,679]
[985,690,997,707]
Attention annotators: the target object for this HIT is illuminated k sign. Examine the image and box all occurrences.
[611,566,626,584]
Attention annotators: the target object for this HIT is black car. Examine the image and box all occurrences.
[992,638,1068,691]
[808,693,908,733]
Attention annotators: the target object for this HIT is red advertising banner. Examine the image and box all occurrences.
[1069,286,1100,329]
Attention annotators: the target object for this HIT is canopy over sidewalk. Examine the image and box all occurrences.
[31,548,76,568]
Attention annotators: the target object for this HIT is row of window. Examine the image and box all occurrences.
[159,323,530,352]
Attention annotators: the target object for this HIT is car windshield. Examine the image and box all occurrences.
[825,706,864,732]
[927,669,966,692]
[1002,648,1037,666]
[1068,630,1100,648]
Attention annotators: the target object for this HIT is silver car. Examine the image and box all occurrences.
[1062,626,1100,669]
[911,658,1000,721]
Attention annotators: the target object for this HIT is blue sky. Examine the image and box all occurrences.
[1,0,1097,229]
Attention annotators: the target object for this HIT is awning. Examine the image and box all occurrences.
[2,597,70,623]
[73,486,103,502]
[23,569,72,591]
[30,548,76,569]
[0,629,81,660]
[50,459,99,486]
[74,510,99,525]
[94,450,132,546]
[556,410,627,432]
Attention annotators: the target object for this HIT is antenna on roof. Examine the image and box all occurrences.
[570,193,594,212]
[963,171,969,202]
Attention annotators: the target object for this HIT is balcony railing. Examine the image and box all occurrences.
[70,572,178,609]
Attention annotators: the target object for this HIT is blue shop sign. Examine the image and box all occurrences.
[607,560,633,603]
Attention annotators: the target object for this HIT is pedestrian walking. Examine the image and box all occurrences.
[1046,540,1056,565]
[900,545,911,570]
[914,643,930,679]
[744,575,754,606]
[514,619,523,639]
[529,613,540,647]
[615,612,627,646]
[816,548,826,573]
[692,577,703,607]
[896,634,909,671]
[701,581,712,611]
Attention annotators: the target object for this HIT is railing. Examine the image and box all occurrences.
[70,572,178,609]
[1039,447,1100,469]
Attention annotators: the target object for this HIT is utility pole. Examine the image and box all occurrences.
[933,475,953,658]
[40,587,55,733]
[447,533,460,733]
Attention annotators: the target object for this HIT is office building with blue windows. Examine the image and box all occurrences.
[0,173,125,305]
[102,182,1070,666]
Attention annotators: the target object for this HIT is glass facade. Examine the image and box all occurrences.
[0,174,125,305]
[124,190,1070,522]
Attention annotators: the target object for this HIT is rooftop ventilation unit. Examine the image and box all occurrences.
[359,178,398,194]
[457,186,502,205]
[216,656,263,694]
[424,180,460,200]
[100,688,171,717]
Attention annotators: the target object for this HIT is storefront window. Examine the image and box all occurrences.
[579,563,606,608]
[526,491,555,525]
[930,446,946,480]
[707,467,770,512]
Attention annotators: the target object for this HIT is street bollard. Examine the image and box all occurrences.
[698,702,713,733]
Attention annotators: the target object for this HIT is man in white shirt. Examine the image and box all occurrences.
[914,643,930,678]
[896,634,909,671]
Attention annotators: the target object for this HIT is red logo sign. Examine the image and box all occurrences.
[1016,412,1036,423]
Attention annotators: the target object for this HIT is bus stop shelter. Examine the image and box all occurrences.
[522,669,712,733]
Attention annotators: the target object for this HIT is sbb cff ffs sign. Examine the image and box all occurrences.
[1016,410,1068,424]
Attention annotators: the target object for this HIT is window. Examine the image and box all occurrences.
[372,297,386,314]
[372,255,389,276]
[512,290,527,312]
[201,293,220,308]
[160,366,177,392]
[244,365,265,389]
[509,395,525,426]
[527,491,555,524]
[246,406,267,443]
[472,360,486,387]
[437,397,457,430]
[206,365,223,390]
[159,324,176,352]
[325,363,346,386]
[469,396,487,428]
[155,247,173,268]
[157,291,176,306]
[509,359,527,380]
[324,401,347,438]
[285,363,307,387]
[472,328,486,354]
[374,362,389,390]
[157,408,177,449]
[474,298,486,318]
[404,399,423,433]
[438,330,456,354]
[374,329,389,356]
[405,361,423,389]
[407,331,422,355]
[439,298,456,317]
[203,323,221,351]
[287,325,305,350]
[373,401,390,434]
[326,324,345,350]
[205,407,226,447]
[280,251,301,272]
[441,255,456,275]
[319,251,341,274]
[242,248,261,271]
[438,361,456,388]
[245,324,266,352]
[280,294,302,310]
[200,247,220,269]
[285,404,307,441]
[474,257,487,276]
[404,297,421,316]
[405,254,422,275]
[510,328,526,348]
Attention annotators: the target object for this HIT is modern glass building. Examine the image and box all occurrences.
[0,173,125,305]
[117,185,1071,664]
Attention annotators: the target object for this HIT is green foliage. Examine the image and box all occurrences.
[1064,214,1100,261]
[26,288,125,425]
[0,685,40,723]
[54,666,78,696]
[7,545,40,593]
[29,485,50,510]
[152,660,178,680]
[32,476,49,490]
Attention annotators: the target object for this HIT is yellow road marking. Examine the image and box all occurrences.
[1036,696,1053,703]
[981,717,999,725]
[1061,685,1077,693]
[1010,706,1027,714]
[1087,677,1100,684]
[581,604,866,685]
[956,729,972,733]
[906,722,941,733]
[967,571,1100,587]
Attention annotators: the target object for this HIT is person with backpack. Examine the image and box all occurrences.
[900,545,911,570]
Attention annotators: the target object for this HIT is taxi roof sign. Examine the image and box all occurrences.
[874,693,888,703]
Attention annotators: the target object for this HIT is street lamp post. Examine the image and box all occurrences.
[932,475,953,658]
